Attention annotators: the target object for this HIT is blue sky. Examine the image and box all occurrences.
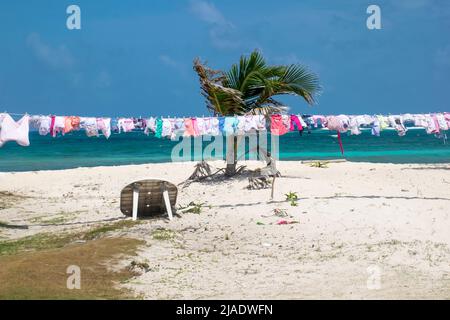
[0,0,449,117]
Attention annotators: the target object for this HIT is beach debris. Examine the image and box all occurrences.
[256,221,265,225]
[262,242,272,247]
[309,161,329,168]
[276,219,299,225]
[180,161,226,188]
[248,175,272,190]
[127,260,151,274]
[285,192,299,206]
[273,208,288,217]
[248,150,281,191]
[177,201,208,214]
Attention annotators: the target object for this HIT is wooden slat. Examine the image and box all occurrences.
[120,179,178,217]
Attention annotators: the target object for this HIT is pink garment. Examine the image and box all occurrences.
[444,113,450,127]
[184,118,195,137]
[271,115,289,136]
[191,118,200,137]
[50,115,56,137]
[326,116,345,132]
[97,118,111,139]
[290,115,303,131]
[432,114,441,134]
[118,118,135,133]
[312,115,327,128]
[183,118,199,137]
[0,114,30,147]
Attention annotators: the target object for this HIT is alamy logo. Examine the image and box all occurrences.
[366,265,382,290]
[66,265,81,289]
[366,5,382,30]
[66,5,81,30]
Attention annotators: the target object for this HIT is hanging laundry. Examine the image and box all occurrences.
[371,120,381,136]
[444,113,450,128]
[170,117,186,140]
[424,115,439,135]
[118,118,135,133]
[413,114,428,128]
[402,113,415,125]
[80,117,99,137]
[0,114,30,147]
[183,118,194,137]
[326,116,347,132]
[270,114,289,136]
[435,113,448,131]
[49,116,66,137]
[244,115,258,133]
[235,116,246,135]
[349,116,362,135]
[133,118,145,130]
[388,116,407,136]
[196,117,207,136]
[312,115,326,128]
[289,114,303,132]
[144,117,156,135]
[64,116,80,134]
[29,115,51,136]
[218,117,225,134]
[161,118,173,138]
[111,118,120,133]
[376,115,389,130]
[325,116,346,155]
[209,117,220,136]
[97,118,111,139]
[223,117,237,136]
[154,118,163,138]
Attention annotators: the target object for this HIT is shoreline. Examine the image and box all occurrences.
[0,159,449,174]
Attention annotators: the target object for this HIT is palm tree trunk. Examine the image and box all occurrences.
[225,135,238,176]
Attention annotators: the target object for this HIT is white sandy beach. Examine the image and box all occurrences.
[1,160,450,299]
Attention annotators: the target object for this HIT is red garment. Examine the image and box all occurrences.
[271,115,288,136]
[337,131,344,156]
[50,115,56,137]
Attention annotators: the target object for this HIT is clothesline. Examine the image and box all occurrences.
[1,112,449,151]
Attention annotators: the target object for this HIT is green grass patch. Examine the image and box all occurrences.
[0,219,142,256]
[0,237,144,299]
[0,191,29,210]
[0,221,11,228]
[82,220,142,241]
[0,219,147,299]
[151,228,176,241]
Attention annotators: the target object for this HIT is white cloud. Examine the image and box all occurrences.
[159,55,178,67]
[189,0,229,26]
[26,33,74,69]
[189,0,238,50]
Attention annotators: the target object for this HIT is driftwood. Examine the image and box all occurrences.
[180,161,225,189]
[180,148,280,192]
[247,153,280,190]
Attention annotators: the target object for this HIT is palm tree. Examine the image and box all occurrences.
[193,50,321,176]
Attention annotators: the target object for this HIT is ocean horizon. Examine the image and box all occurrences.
[0,128,449,172]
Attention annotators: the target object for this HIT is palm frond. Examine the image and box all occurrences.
[193,50,322,117]
[193,58,244,115]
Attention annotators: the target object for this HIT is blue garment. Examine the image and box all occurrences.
[111,118,119,133]
[218,117,225,133]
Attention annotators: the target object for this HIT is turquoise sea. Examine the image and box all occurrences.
[0,129,449,172]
